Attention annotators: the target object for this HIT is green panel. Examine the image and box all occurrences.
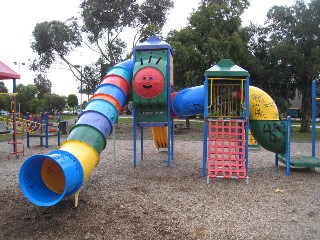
[136,110,168,123]
[133,49,169,123]
[205,59,250,77]
[250,120,287,154]
[278,154,320,168]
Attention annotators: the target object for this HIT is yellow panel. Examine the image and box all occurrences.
[249,86,279,120]
[152,126,168,148]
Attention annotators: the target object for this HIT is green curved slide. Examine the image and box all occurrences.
[249,86,287,154]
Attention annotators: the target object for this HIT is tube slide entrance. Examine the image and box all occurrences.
[19,59,134,206]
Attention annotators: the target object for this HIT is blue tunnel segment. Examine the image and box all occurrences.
[172,85,205,118]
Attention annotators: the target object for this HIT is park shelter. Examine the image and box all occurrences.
[0,61,20,80]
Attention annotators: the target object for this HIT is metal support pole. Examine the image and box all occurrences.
[312,80,316,157]
[286,116,291,176]
[57,113,61,146]
[12,79,17,153]
[45,113,49,148]
[26,113,30,148]
[202,75,209,176]
[141,126,143,161]
[113,124,116,164]
[133,107,137,167]
[245,76,250,178]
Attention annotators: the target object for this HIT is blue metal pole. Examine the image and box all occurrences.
[45,113,49,148]
[166,50,171,168]
[140,126,143,161]
[245,76,250,177]
[286,116,291,176]
[133,107,137,167]
[202,75,208,176]
[312,80,316,157]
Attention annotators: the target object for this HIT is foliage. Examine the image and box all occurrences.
[0,94,11,112]
[166,0,251,89]
[67,94,78,113]
[80,0,174,64]
[16,84,39,114]
[249,0,320,132]
[0,82,8,93]
[13,84,66,114]
[81,100,88,109]
[30,0,173,96]
[31,18,82,72]
[38,93,66,114]
[81,65,100,97]
[33,74,52,99]
[0,82,10,111]
[29,98,40,113]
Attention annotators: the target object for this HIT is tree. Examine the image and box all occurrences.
[67,94,78,113]
[30,18,85,91]
[81,65,100,97]
[245,24,296,114]
[81,0,174,64]
[29,98,40,114]
[0,82,10,111]
[31,18,82,72]
[37,93,66,114]
[0,82,8,93]
[249,0,320,132]
[166,0,251,89]
[16,84,38,114]
[81,100,88,109]
[30,1,174,90]
[33,74,52,99]
[0,95,11,112]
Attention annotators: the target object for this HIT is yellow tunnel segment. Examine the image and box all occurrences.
[60,140,100,180]
[249,86,280,120]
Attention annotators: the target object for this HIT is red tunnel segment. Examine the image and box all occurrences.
[133,67,165,99]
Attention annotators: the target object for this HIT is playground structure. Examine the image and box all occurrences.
[18,37,319,207]
[0,61,23,159]
[1,110,62,156]
[0,61,62,158]
[26,112,61,148]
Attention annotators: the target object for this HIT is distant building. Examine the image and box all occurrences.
[289,89,302,109]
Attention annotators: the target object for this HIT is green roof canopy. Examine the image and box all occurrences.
[205,59,249,77]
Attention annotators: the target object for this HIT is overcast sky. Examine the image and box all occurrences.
[0,0,300,100]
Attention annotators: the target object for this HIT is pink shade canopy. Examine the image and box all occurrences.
[0,61,20,80]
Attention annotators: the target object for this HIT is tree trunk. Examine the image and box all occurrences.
[300,85,312,133]
[186,117,190,129]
